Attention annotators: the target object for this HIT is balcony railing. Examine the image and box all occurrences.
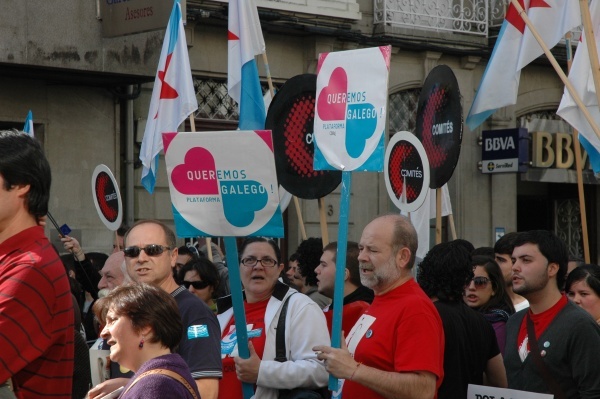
[208,0,361,20]
[374,0,489,36]
[374,0,583,41]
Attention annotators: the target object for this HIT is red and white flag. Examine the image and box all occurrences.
[467,0,580,130]
[140,0,198,194]
[518,0,581,69]
[466,1,530,130]
[557,0,600,172]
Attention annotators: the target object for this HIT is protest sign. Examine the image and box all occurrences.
[91,164,123,231]
[415,65,463,188]
[467,384,553,399]
[313,46,391,171]
[384,131,430,212]
[266,73,342,198]
[162,130,284,238]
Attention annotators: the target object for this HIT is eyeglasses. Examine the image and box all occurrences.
[183,280,210,290]
[470,276,491,289]
[241,256,278,268]
[123,244,172,258]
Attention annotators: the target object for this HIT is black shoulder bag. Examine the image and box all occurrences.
[276,294,329,399]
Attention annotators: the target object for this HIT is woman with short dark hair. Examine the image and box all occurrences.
[217,237,329,399]
[95,283,200,399]
[565,264,600,323]
[178,258,221,313]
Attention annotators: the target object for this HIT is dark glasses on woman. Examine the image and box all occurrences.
[470,276,491,289]
[123,244,172,258]
[183,280,210,290]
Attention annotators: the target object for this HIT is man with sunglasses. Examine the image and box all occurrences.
[418,241,507,398]
[88,220,222,399]
[504,230,600,398]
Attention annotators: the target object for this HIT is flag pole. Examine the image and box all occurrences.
[448,214,457,240]
[435,188,442,244]
[565,30,591,263]
[510,0,600,142]
[262,53,275,98]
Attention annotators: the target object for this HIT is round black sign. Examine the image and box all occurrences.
[415,65,463,188]
[92,164,122,231]
[266,74,342,199]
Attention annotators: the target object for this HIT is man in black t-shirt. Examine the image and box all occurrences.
[418,240,507,398]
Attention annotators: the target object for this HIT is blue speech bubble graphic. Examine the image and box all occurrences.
[345,103,378,158]
[221,180,269,227]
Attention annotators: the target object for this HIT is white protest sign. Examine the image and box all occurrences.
[162,130,284,238]
[467,384,553,399]
[313,46,391,171]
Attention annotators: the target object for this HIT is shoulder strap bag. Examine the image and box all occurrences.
[122,367,199,399]
[526,314,567,399]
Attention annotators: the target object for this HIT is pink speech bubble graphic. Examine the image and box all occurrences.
[317,67,348,121]
[171,147,220,195]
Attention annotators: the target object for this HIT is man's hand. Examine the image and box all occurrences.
[87,378,129,399]
[234,341,262,383]
[313,332,359,380]
[61,235,85,262]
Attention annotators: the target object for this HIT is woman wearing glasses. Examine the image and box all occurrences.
[216,237,330,399]
[178,258,221,313]
[464,256,515,354]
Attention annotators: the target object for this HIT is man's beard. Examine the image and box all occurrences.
[98,288,111,298]
[359,258,402,291]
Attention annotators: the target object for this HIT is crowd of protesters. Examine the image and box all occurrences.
[3,128,600,399]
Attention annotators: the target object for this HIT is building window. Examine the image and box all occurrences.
[388,88,421,136]
[193,78,238,121]
[555,198,584,259]
[192,77,283,124]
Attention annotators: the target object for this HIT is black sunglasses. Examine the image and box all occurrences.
[183,280,210,290]
[470,276,491,289]
[123,244,172,258]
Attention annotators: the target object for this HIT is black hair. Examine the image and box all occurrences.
[117,224,130,237]
[513,230,568,290]
[0,130,51,219]
[295,237,323,287]
[322,241,361,287]
[472,246,495,258]
[494,232,519,256]
[418,241,473,302]
[87,252,109,272]
[178,258,221,295]
[453,239,475,254]
[239,237,281,264]
[565,264,600,297]
[178,245,202,260]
